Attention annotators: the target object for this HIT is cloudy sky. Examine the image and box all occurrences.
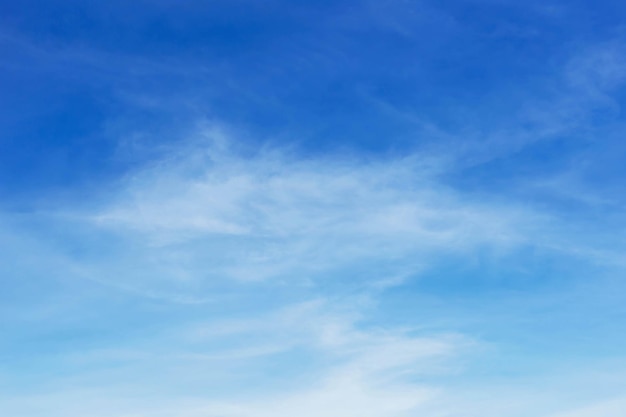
[2,1,626,416]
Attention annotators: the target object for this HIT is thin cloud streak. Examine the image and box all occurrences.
[80,124,541,296]
[0,297,466,417]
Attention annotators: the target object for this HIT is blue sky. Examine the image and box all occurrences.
[2,1,626,416]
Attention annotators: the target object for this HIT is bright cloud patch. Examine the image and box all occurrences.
[78,125,541,296]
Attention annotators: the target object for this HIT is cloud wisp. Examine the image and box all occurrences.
[62,124,542,300]
[0,296,466,417]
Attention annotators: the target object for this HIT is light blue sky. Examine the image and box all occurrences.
[1,1,626,416]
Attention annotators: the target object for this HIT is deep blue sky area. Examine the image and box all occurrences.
[3,0,623,196]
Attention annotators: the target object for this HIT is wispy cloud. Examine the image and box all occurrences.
[0,296,466,417]
[65,123,540,299]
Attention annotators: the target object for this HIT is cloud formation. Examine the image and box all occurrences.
[77,124,541,297]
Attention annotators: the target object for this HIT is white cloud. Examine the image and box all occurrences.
[75,124,538,297]
[0,296,465,417]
